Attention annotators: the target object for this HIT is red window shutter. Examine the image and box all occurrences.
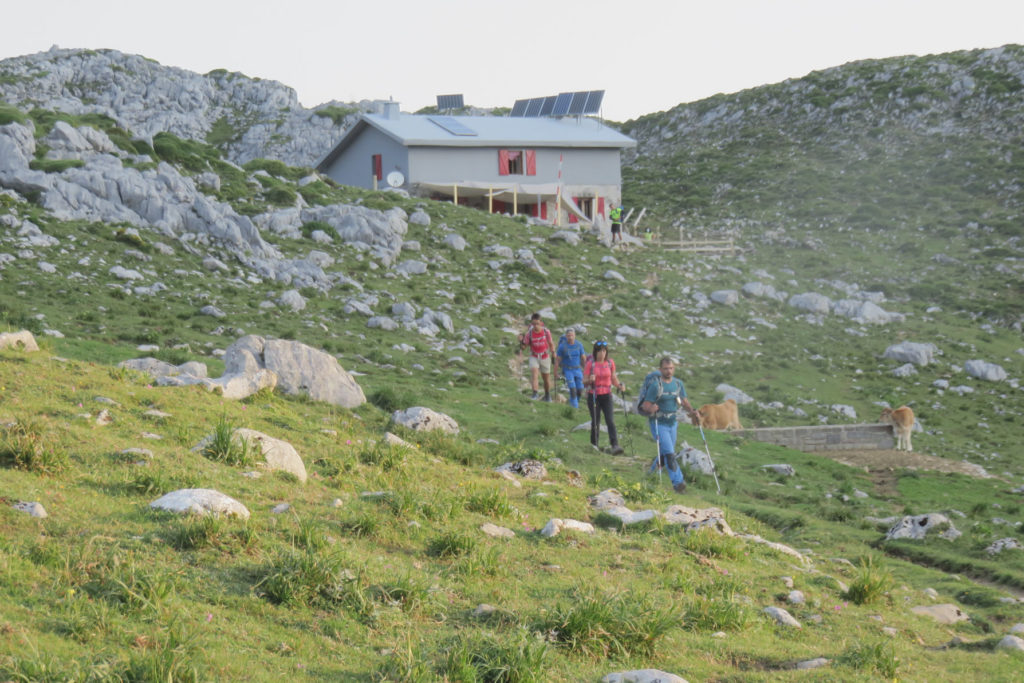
[498,149,510,176]
[540,202,548,220]
[597,197,605,218]
[568,197,579,224]
[525,150,536,175]
[372,154,382,181]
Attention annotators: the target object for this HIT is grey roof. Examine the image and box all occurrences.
[317,113,635,170]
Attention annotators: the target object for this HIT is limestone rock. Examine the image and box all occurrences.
[13,501,47,518]
[663,506,733,535]
[763,464,795,477]
[763,606,801,628]
[480,523,515,539]
[0,330,39,352]
[391,406,459,434]
[997,635,1024,651]
[985,537,1022,555]
[788,292,831,314]
[885,514,961,541]
[601,671,688,683]
[150,489,250,519]
[911,604,968,624]
[883,341,937,366]
[495,460,547,480]
[965,359,1007,382]
[232,428,307,482]
[540,518,595,538]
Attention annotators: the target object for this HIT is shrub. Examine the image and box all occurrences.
[464,487,517,518]
[683,596,751,633]
[256,549,359,609]
[264,186,297,207]
[682,527,743,559]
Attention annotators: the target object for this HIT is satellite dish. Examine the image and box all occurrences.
[386,171,405,188]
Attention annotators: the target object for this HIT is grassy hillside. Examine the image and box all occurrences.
[1,46,1024,679]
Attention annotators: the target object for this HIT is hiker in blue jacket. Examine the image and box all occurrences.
[639,356,697,493]
[554,327,586,408]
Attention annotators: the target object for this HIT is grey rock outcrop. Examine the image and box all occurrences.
[602,670,688,683]
[910,604,968,624]
[763,606,801,628]
[194,428,307,483]
[885,513,961,541]
[788,292,831,314]
[225,336,365,407]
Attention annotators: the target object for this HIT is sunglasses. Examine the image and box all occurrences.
[594,341,608,348]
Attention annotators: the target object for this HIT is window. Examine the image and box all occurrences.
[371,154,382,181]
[498,149,536,176]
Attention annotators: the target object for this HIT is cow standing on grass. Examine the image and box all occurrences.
[696,399,744,431]
[880,405,915,451]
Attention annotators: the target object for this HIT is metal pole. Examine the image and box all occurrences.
[697,422,722,494]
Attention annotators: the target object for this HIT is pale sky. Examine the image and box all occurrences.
[4,0,1023,122]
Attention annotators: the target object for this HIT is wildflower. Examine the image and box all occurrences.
[206,613,213,622]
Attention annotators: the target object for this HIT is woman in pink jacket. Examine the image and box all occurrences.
[585,340,625,455]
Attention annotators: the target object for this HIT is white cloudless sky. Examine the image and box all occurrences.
[3,0,1023,121]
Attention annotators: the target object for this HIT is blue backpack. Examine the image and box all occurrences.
[636,370,664,415]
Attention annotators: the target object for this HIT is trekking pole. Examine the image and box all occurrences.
[696,421,722,494]
[653,416,662,486]
[619,387,634,457]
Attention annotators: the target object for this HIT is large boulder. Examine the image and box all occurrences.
[965,359,1007,382]
[0,330,39,352]
[193,428,307,483]
[225,336,365,407]
[602,670,688,683]
[149,489,250,519]
[788,292,832,314]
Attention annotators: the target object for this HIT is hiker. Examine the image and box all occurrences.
[585,340,625,454]
[639,356,697,493]
[520,313,555,401]
[555,327,586,408]
[609,205,624,244]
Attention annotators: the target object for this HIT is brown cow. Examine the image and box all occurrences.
[696,399,743,431]
[880,405,914,452]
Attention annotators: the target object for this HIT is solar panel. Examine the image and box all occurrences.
[436,94,464,110]
[582,90,605,114]
[568,91,588,115]
[510,99,529,117]
[524,97,545,117]
[539,95,557,116]
[551,92,573,116]
[427,116,477,136]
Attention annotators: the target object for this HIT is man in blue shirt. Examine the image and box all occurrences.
[639,356,697,493]
[554,327,586,408]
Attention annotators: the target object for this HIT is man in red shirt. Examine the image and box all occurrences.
[520,313,555,401]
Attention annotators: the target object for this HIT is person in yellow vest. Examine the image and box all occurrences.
[609,205,623,244]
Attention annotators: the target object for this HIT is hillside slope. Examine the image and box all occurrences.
[0,44,1023,680]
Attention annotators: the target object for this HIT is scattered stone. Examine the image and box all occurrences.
[923,588,939,600]
[795,658,829,670]
[149,489,250,519]
[480,523,515,539]
[496,460,547,480]
[193,428,307,482]
[13,501,47,518]
[986,538,1022,555]
[996,635,1024,651]
[95,409,113,426]
[473,604,497,618]
[391,406,459,433]
[763,464,795,476]
[601,671,687,683]
[271,503,291,514]
[911,604,968,624]
[883,341,937,366]
[788,590,805,605]
[965,359,1007,382]
[885,514,961,541]
[763,606,801,628]
[782,576,794,589]
[540,518,595,538]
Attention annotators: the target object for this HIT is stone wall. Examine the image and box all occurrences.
[737,423,894,452]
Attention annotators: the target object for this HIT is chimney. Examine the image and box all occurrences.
[382,100,400,120]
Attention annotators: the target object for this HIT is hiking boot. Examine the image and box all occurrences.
[590,444,602,453]
[609,445,624,456]
[673,482,687,494]
[531,391,540,400]
[542,394,551,402]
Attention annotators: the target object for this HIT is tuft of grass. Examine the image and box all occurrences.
[537,586,677,659]
[681,527,743,559]
[165,514,225,551]
[201,414,254,467]
[683,595,752,633]
[838,639,901,678]
[0,417,69,475]
[426,532,476,558]
[844,555,893,605]
[464,487,518,518]
[441,630,550,683]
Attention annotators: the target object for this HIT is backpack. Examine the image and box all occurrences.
[636,370,664,415]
